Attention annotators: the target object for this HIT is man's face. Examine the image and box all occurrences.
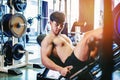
[50,21,64,35]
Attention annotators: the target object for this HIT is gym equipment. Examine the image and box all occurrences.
[27,17,33,26]
[0,41,42,74]
[113,3,120,46]
[27,14,47,26]
[2,40,12,66]
[8,68,22,75]
[12,44,25,60]
[0,0,41,75]
[0,42,28,74]
[1,13,12,37]
[13,0,27,12]
[1,13,27,38]
[26,28,30,33]
[36,34,46,46]
[37,68,61,80]
[113,43,120,71]
[7,0,27,12]
[0,28,27,74]
[3,42,30,61]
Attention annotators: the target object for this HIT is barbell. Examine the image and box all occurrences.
[3,41,29,61]
[1,13,27,38]
[12,43,33,60]
[12,43,25,60]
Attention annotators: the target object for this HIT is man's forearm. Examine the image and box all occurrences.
[42,56,63,72]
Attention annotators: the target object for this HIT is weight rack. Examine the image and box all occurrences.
[0,0,39,75]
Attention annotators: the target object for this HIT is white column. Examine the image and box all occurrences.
[94,0,104,29]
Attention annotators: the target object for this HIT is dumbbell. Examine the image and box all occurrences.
[12,44,33,60]
[12,44,25,60]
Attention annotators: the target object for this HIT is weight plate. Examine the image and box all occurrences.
[9,13,27,38]
[113,3,120,46]
[2,14,13,37]
[2,40,13,65]
[1,13,27,38]
[13,0,27,12]
[12,44,24,60]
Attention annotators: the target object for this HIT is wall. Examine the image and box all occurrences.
[79,0,94,32]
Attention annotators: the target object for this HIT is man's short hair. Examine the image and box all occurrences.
[50,11,65,24]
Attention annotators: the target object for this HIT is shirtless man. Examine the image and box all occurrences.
[41,11,103,77]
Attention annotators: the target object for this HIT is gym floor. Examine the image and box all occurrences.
[0,36,45,80]
[0,36,120,80]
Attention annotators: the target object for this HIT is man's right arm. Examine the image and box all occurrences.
[41,37,73,76]
[41,39,63,72]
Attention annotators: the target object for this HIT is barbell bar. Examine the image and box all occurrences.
[3,41,33,61]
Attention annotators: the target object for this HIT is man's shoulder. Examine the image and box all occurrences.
[60,34,68,38]
[60,34,66,36]
[42,34,53,44]
[45,34,53,39]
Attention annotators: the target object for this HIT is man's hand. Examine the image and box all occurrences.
[59,66,73,77]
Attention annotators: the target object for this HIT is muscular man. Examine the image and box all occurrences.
[41,11,103,77]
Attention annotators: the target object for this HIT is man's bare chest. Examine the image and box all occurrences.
[53,36,67,47]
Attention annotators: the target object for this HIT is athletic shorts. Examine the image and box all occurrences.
[64,52,94,77]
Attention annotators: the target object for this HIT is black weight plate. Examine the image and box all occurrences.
[12,44,24,60]
[1,14,13,37]
[13,0,27,12]
[2,40,13,65]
